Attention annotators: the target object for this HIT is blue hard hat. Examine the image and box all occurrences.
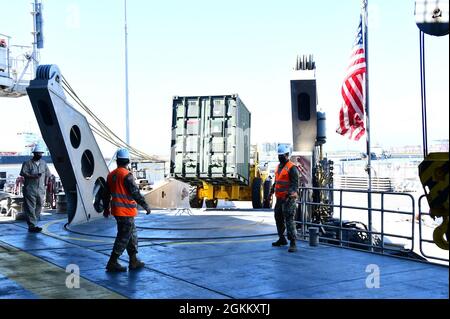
[277,144,290,155]
[32,143,46,153]
[116,148,130,160]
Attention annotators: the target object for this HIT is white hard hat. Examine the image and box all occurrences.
[32,143,46,153]
[277,144,291,155]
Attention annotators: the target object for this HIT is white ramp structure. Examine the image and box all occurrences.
[26,65,110,225]
[143,179,190,210]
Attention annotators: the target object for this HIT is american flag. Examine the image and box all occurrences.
[336,17,366,141]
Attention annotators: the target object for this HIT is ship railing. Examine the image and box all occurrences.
[296,187,428,263]
[418,194,449,263]
[8,45,34,83]
[0,41,34,84]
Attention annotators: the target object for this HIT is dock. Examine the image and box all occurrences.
[0,209,447,299]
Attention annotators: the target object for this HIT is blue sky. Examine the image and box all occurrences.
[0,0,448,157]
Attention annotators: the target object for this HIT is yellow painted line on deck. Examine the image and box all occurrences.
[0,241,125,299]
[41,219,113,244]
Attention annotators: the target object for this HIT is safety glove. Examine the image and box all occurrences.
[288,192,299,200]
[103,207,111,218]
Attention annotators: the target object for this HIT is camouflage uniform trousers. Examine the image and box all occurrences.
[112,216,138,256]
[274,198,297,241]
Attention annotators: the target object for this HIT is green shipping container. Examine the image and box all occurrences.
[170,95,251,185]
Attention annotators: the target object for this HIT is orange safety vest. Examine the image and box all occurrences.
[107,167,138,217]
[275,161,295,200]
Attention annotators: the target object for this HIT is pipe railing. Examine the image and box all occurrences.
[297,187,418,259]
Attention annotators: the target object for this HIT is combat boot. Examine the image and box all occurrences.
[272,237,288,247]
[28,226,42,233]
[288,240,298,253]
[129,254,145,270]
[106,253,127,272]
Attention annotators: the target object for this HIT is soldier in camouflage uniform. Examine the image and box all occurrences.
[102,148,152,272]
[271,144,300,252]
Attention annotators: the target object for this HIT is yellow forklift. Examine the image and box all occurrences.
[170,95,272,209]
[190,147,272,209]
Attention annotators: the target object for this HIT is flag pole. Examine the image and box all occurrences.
[362,0,373,250]
[124,0,130,145]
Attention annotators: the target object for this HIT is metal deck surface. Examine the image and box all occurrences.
[0,209,448,299]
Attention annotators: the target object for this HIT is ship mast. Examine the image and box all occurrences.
[31,0,43,76]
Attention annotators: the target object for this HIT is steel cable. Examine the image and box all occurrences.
[60,75,159,161]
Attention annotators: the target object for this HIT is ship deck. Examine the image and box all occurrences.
[0,209,448,299]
